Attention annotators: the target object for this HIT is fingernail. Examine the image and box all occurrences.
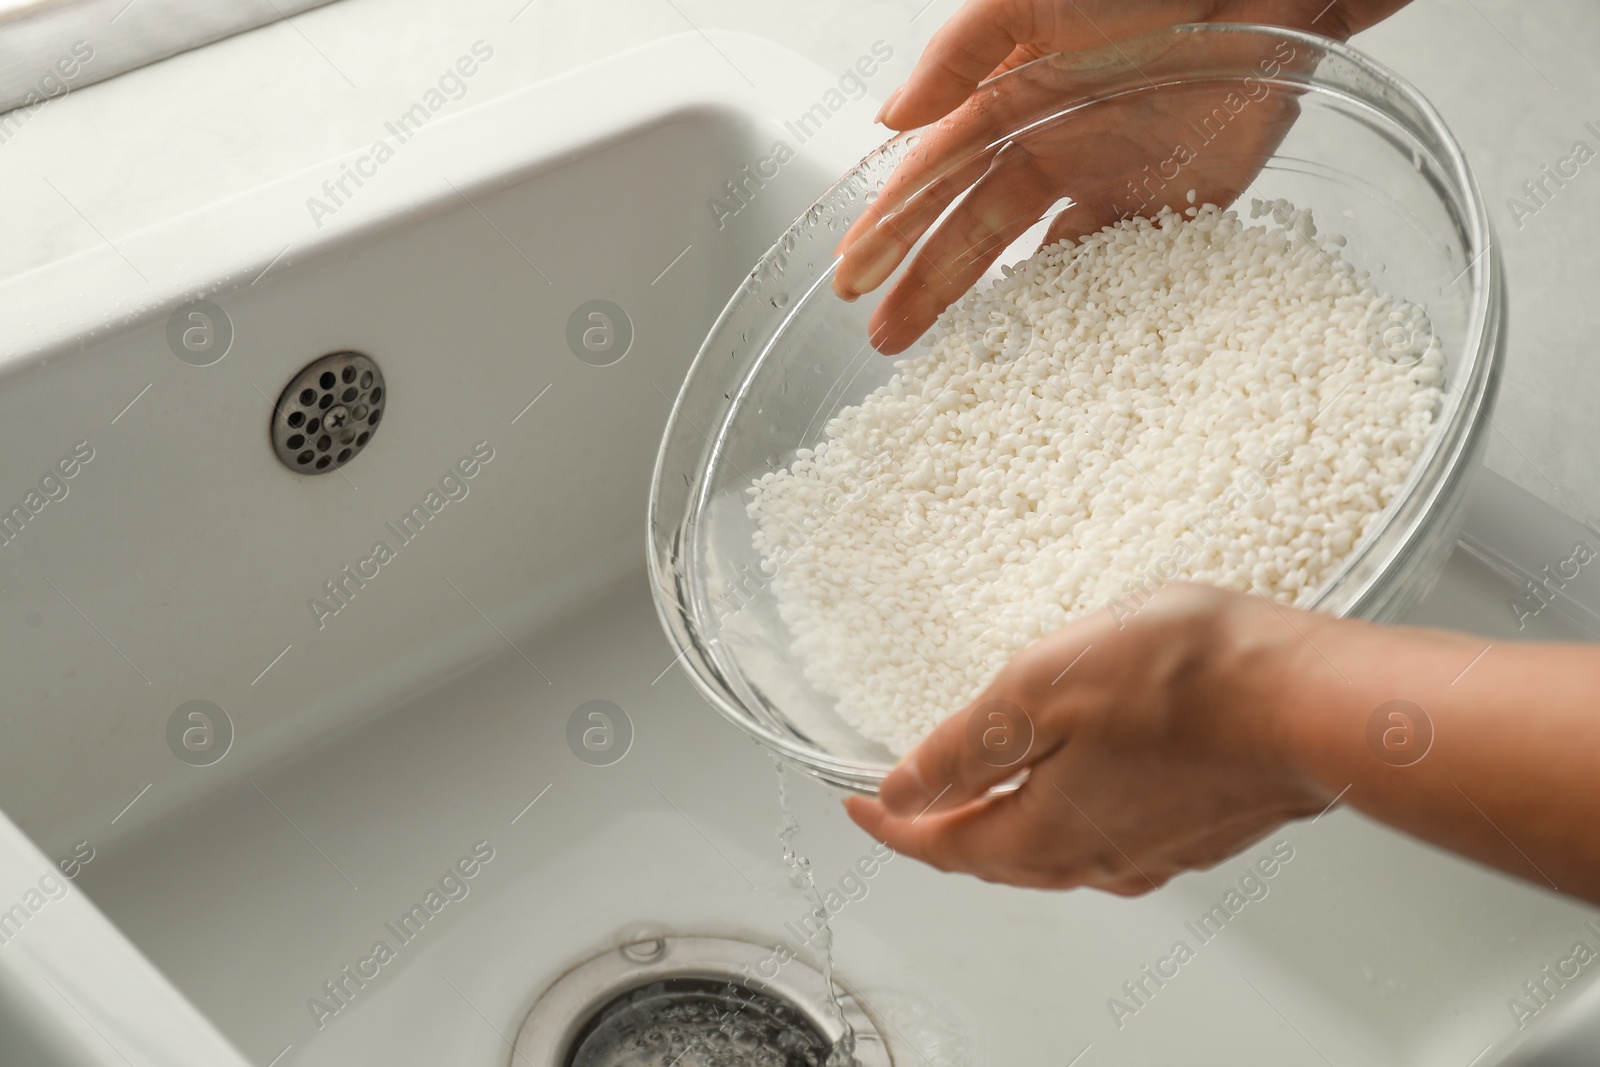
[850,240,902,296]
[874,84,903,126]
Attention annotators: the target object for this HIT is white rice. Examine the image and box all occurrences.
[746,200,1445,755]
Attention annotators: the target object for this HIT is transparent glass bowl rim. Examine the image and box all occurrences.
[647,21,1498,790]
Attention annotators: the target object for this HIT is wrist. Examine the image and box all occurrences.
[1206,593,1362,806]
[1252,605,1456,807]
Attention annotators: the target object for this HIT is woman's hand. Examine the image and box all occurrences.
[835,0,1412,353]
[844,584,1333,893]
[845,580,1600,905]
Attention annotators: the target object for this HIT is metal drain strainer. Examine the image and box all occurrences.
[570,975,829,1066]
[511,936,890,1067]
[271,351,385,474]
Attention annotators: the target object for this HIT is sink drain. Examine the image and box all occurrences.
[270,351,385,474]
[511,936,890,1067]
[569,975,829,1066]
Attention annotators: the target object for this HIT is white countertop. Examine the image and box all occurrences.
[3,0,1597,525]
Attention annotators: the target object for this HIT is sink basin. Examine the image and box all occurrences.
[0,28,1596,1067]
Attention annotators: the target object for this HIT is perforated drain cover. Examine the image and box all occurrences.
[271,351,385,474]
[568,975,829,1066]
[511,936,890,1067]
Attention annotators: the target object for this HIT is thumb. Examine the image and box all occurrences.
[879,690,1047,816]
[878,620,1105,815]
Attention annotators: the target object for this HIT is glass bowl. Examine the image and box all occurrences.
[648,23,1503,794]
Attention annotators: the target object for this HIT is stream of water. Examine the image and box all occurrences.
[770,752,858,1067]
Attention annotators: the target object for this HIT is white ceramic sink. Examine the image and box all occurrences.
[2,29,1598,1067]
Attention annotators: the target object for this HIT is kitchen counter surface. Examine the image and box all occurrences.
[2,0,1596,522]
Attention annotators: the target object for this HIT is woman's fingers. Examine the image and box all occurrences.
[878,0,1050,131]
[878,693,1049,818]
[878,0,1219,130]
[1160,810,1295,868]
[836,46,1130,290]
[849,773,1168,889]
[879,613,1111,817]
[841,13,1315,315]
[832,85,1050,302]
[876,705,1022,819]
[845,780,1087,886]
[844,592,1319,892]
[879,640,1092,819]
[863,145,1064,352]
[836,0,1164,296]
[1092,870,1176,896]
[833,149,996,301]
[843,792,1016,876]
[834,58,1062,271]
[1077,817,1288,896]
